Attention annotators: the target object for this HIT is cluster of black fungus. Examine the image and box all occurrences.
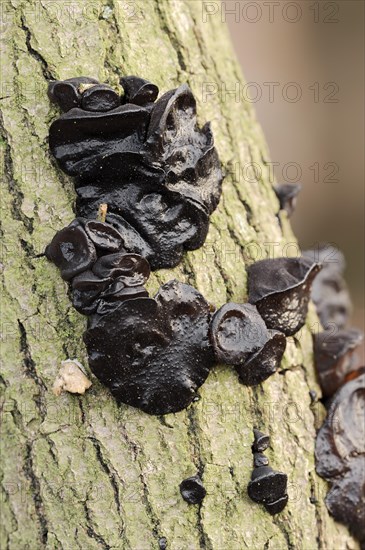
[179,475,206,504]
[247,430,288,515]
[315,373,365,546]
[209,303,286,385]
[45,218,150,316]
[48,75,223,270]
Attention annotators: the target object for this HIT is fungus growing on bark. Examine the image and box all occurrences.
[248,430,288,515]
[313,328,363,398]
[81,84,120,112]
[48,76,99,112]
[303,246,352,330]
[315,373,365,546]
[274,183,302,217]
[84,280,215,415]
[46,218,150,315]
[52,359,92,396]
[248,257,321,336]
[48,77,223,269]
[236,330,286,386]
[179,475,206,504]
[209,304,286,385]
[120,76,159,106]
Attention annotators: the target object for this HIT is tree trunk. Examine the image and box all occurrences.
[0,1,358,549]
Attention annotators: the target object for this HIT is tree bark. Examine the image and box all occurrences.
[0,1,358,549]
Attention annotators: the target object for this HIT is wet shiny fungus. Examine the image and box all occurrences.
[315,373,365,546]
[84,280,215,415]
[248,257,321,336]
[48,77,223,270]
[179,475,206,504]
[313,328,363,399]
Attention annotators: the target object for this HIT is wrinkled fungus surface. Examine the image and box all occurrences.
[179,475,206,504]
[274,183,301,217]
[84,280,215,415]
[46,218,150,315]
[315,373,365,545]
[248,257,321,336]
[48,76,223,269]
[314,328,363,398]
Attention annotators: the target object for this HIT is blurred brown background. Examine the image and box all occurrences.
[226,0,364,350]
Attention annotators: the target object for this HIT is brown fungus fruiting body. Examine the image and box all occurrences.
[48,77,223,270]
[84,280,215,415]
[209,304,286,385]
[313,328,363,398]
[315,373,365,546]
[179,475,206,504]
[248,257,321,336]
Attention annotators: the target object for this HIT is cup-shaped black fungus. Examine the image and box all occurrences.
[84,280,215,415]
[274,183,301,217]
[120,76,159,106]
[315,373,365,545]
[48,77,99,112]
[252,429,270,452]
[45,219,96,280]
[248,257,321,336]
[71,270,112,315]
[84,220,124,252]
[179,475,206,504]
[236,330,286,386]
[253,453,269,468]
[303,246,352,330]
[92,252,150,284]
[314,328,363,398]
[209,303,269,364]
[81,84,120,112]
[247,466,288,508]
[48,77,223,270]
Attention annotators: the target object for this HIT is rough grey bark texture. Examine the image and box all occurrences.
[0,1,359,549]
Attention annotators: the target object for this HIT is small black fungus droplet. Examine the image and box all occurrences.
[84,280,215,415]
[158,537,168,550]
[48,77,223,270]
[120,75,159,106]
[309,389,317,403]
[248,257,321,336]
[315,373,365,546]
[209,303,268,365]
[179,475,206,504]
[252,429,270,452]
[274,183,301,218]
[313,328,363,398]
[236,330,286,386]
[303,246,352,330]
[48,77,99,112]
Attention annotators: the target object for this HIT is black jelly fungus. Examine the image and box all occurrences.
[315,373,365,546]
[158,537,167,550]
[264,494,289,515]
[179,475,206,504]
[313,328,363,398]
[254,453,269,468]
[252,429,270,452]
[247,466,288,505]
[248,257,321,336]
[48,77,223,270]
[48,76,99,112]
[84,280,215,415]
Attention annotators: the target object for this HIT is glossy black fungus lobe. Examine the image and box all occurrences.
[48,77,99,112]
[252,429,270,452]
[248,257,321,336]
[179,475,206,504]
[314,328,363,398]
[84,280,215,415]
[315,373,365,546]
[48,77,223,270]
[274,183,301,217]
